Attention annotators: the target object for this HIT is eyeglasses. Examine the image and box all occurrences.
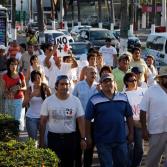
[128,79,137,83]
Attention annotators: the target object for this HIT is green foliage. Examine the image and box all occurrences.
[0,0,7,6]
[0,139,59,167]
[0,113,19,142]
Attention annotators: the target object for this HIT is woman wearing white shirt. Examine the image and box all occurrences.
[145,55,158,87]
[123,72,146,167]
[24,70,51,140]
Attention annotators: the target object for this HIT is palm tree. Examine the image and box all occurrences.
[110,0,115,30]
[69,0,74,27]
[77,0,81,25]
[36,0,44,32]
[51,0,56,29]
[120,0,128,53]
[1,0,7,6]
[98,0,102,28]
[11,0,16,39]
[129,0,135,34]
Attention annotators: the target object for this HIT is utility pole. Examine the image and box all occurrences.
[120,0,128,53]
[11,0,16,39]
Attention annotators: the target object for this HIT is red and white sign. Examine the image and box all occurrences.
[55,35,70,57]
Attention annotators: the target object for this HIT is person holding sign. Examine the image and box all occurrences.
[44,43,78,94]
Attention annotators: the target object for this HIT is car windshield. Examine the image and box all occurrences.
[90,30,114,40]
[71,44,88,54]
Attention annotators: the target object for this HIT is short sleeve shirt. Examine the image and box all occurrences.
[85,92,133,144]
[140,84,167,134]
[40,94,84,133]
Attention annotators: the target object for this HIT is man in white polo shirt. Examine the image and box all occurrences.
[140,66,167,167]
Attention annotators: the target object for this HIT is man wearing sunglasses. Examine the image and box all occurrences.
[140,66,167,167]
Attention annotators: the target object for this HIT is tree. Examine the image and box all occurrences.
[36,0,44,32]
[120,0,129,53]
[77,0,81,24]
[98,0,102,27]
[69,0,74,27]
[110,0,115,30]
[0,0,7,6]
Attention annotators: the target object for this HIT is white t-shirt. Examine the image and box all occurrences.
[140,84,167,134]
[99,45,117,66]
[40,94,84,133]
[47,60,71,89]
[26,86,43,118]
[125,87,146,121]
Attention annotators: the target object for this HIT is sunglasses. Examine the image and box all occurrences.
[128,79,137,83]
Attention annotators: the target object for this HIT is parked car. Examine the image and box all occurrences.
[38,30,74,44]
[70,25,92,36]
[70,41,91,61]
[112,29,141,52]
[127,36,141,52]
[144,32,167,66]
[78,28,119,49]
[58,29,71,36]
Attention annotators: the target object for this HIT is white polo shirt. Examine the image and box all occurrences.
[140,84,167,134]
[40,94,84,133]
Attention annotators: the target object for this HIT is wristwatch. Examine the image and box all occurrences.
[81,137,87,141]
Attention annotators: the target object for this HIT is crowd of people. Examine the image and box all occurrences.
[0,35,167,167]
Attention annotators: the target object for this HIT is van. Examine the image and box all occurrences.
[145,32,167,66]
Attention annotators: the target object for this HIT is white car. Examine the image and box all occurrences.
[38,30,74,44]
[70,25,92,36]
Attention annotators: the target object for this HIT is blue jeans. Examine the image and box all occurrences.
[5,98,25,131]
[128,127,143,167]
[26,117,40,140]
[96,142,129,167]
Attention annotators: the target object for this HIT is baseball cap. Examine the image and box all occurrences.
[56,75,69,83]
[131,66,142,74]
[100,73,114,83]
